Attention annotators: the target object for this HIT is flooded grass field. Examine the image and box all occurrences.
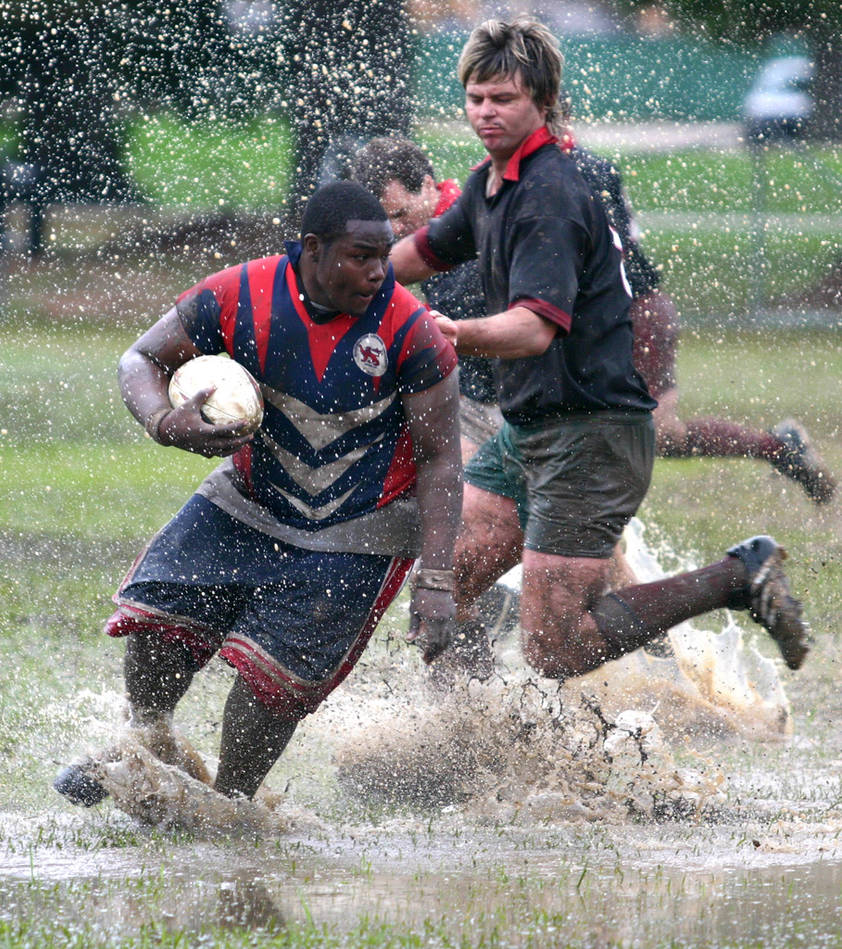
[2,221,842,946]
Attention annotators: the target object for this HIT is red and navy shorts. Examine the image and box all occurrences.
[105,496,412,719]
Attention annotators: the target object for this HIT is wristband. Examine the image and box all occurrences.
[144,408,171,442]
[412,568,455,592]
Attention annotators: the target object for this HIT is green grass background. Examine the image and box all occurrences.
[125,114,842,319]
[2,114,842,948]
[4,109,839,319]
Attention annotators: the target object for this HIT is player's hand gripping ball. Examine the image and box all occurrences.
[168,355,264,434]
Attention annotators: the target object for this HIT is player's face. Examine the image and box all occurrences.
[380,176,439,239]
[310,219,394,316]
[464,72,547,162]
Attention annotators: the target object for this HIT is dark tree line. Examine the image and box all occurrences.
[0,0,412,217]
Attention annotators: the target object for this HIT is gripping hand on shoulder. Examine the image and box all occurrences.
[407,587,456,664]
[155,388,255,457]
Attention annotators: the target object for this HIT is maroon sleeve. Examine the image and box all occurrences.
[510,296,572,334]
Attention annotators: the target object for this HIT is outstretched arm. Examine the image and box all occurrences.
[118,306,254,458]
[390,233,439,285]
[435,305,558,358]
[401,370,463,662]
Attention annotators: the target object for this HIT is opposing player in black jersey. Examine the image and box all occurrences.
[386,16,811,683]
[353,135,835,506]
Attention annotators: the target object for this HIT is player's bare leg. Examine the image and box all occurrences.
[122,630,214,782]
[633,291,835,502]
[214,675,297,800]
[454,483,523,608]
[654,387,835,504]
[608,540,638,590]
[520,550,612,677]
[53,631,201,806]
[520,536,810,680]
[429,483,522,685]
[124,628,196,723]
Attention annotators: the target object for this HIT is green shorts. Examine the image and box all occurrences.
[464,412,655,558]
[459,397,504,447]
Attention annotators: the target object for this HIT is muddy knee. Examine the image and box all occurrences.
[521,628,586,680]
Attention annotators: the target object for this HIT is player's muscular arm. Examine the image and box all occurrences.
[118,305,253,457]
[118,307,204,427]
[390,234,438,285]
[401,371,463,662]
[435,305,557,358]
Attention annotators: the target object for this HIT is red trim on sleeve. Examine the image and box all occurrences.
[413,225,453,272]
[511,296,572,334]
[245,257,282,373]
[182,265,241,355]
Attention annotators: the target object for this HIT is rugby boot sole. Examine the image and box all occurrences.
[727,535,811,670]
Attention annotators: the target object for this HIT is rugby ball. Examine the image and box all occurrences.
[168,355,263,432]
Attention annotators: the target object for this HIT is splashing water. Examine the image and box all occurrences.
[85,518,789,834]
[331,518,789,825]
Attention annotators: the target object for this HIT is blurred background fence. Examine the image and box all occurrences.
[0,4,839,325]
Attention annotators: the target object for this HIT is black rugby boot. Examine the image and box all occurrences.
[726,535,811,670]
[53,759,109,807]
[771,419,836,504]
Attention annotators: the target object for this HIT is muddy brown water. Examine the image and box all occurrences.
[3,523,842,946]
[3,813,842,945]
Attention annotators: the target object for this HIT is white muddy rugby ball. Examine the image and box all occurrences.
[168,354,264,432]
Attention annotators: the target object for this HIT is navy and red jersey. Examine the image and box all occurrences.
[174,242,456,552]
[416,126,654,425]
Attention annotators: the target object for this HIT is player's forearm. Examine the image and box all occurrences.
[414,451,463,572]
[450,306,557,358]
[117,347,173,429]
[390,235,438,285]
[403,375,463,571]
[118,307,204,430]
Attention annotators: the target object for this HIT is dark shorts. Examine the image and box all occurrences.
[107,496,412,717]
[464,412,655,558]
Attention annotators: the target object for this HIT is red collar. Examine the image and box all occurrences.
[472,125,559,181]
[434,178,462,216]
[558,128,576,152]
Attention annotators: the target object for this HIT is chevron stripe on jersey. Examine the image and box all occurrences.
[177,242,456,533]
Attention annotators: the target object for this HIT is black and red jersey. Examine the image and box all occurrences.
[416,126,654,424]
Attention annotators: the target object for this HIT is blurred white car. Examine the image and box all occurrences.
[743,55,814,140]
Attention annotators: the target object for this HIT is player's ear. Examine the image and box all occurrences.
[303,233,320,260]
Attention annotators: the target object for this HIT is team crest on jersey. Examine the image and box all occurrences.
[353,333,388,377]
